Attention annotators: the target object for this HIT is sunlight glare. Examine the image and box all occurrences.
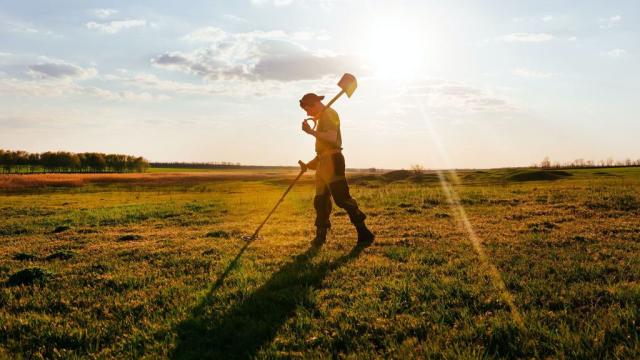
[365,18,425,80]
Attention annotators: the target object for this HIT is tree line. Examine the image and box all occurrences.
[150,162,242,169]
[0,149,149,174]
[535,156,640,169]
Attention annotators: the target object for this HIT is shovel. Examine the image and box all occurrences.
[304,73,357,130]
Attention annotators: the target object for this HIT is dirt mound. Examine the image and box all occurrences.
[508,170,572,182]
[409,173,439,183]
[53,225,72,233]
[13,252,38,261]
[46,250,76,261]
[382,170,412,182]
[206,230,230,239]
[349,174,382,186]
[7,267,52,286]
[118,234,143,242]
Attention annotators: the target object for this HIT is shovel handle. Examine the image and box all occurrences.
[298,160,307,172]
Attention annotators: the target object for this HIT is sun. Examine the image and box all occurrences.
[365,18,425,80]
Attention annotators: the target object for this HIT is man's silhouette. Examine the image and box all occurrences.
[300,93,374,245]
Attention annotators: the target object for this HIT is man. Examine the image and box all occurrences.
[299,92,374,245]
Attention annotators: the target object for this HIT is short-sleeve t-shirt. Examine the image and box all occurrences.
[315,107,342,154]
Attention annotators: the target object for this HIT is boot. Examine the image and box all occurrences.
[312,227,328,245]
[355,222,374,245]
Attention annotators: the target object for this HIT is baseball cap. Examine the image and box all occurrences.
[299,93,325,108]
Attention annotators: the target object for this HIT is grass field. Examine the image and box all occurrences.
[1,167,639,358]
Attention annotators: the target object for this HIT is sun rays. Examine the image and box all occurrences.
[415,100,524,327]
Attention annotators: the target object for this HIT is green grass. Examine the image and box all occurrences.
[1,167,639,358]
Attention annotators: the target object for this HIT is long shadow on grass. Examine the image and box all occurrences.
[171,240,367,359]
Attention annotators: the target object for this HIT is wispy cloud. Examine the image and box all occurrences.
[0,55,170,101]
[251,0,295,6]
[402,79,516,113]
[223,14,247,23]
[182,26,227,42]
[512,68,553,78]
[604,48,627,58]
[599,15,621,29]
[291,30,330,41]
[2,18,56,36]
[103,70,293,97]
[501,33,554,42]
[27,60,97,80]
[85,19,146,34]
[0,75,169,102]
[89,8,118,19]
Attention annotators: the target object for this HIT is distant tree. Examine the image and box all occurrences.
[0,149,10,173]
[40,152,55,172]
[105,154,127,172]
[84,153,107,172]
[0,150,20,173]
[410,164,425,174]
[130,156,149,172]
[27,152,40,172]
[60,152,80,171]
[77,153,88,172]
[540,156,551,168]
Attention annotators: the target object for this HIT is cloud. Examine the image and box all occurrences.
[291,30,330,41]
[501,33,554,42]
[541,15,553,22]
[223,14,247,23]
[104,72,213,95]
[512,68,553,78]
[103,70,290,97]
[0,77,78,96]
[154,27,362,82]
[403,80,516,113]
[0,59,167,101]
[251,0,295,6]
[599,15,621,29]
[183,26,227,42]
[85,19,146,34]
[95,89,170,101]
[90,8,118,19]
[0,75,168,102]
[0,54,169,101]
[2,18,56,36]
[27,61,97,80]
[604,48,626,58]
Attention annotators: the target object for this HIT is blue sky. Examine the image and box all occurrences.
[0,0,638,168]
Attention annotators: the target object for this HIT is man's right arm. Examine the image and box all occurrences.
[306,156,319,170]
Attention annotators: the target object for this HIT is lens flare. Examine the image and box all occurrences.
[415,101,524,327]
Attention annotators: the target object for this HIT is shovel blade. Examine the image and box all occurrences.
[337,73,357,98]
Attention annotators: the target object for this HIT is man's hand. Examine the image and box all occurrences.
[306,157,318,170]
[301,120,315,135]
[298,160,308,172]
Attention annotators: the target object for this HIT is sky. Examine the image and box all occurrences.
[0,0,638,169]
